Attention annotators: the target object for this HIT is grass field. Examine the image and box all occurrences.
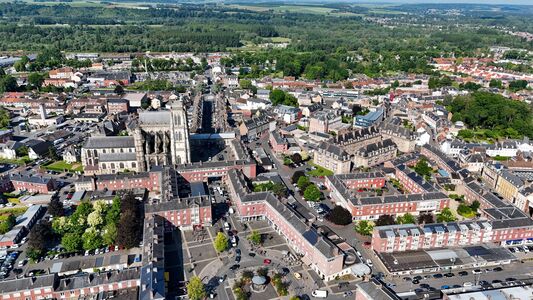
[44,160,83,172]
[0,0,153,8]
[0,207,28,220]
[307,161,334,177]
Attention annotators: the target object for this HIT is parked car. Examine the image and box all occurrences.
[263,259,271,265]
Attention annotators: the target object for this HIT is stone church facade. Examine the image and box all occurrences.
[82,100,191,175]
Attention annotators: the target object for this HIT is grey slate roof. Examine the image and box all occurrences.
[84,136,135,149]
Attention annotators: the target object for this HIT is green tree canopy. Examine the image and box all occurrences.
[187,276,207,300]
[326,206,352,225]
[303,184,321,201]
[396,213,416,224]
[354,220,374,236]
[213,232,229,253]
[248,230,262,245]
[437,207,457,222]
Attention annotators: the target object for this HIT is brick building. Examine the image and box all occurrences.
[145,196,212,230]
[226,169,356,281]
[326,172,449,221]
[10,174,56,194]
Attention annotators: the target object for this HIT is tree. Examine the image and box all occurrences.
[270,89,286,106]
[271,183,287,198]
[0,214,16,234]
[354,220,374,236]
[82,228,104,250]
[187,276,206,300]
[303,184,321,202]
[0,107,10,129]
[326,206,352,225]
[457,203,474,217]
[114,85,125,95]
[291,153,302,164]
[470,200,480,212]
[489,79,503,89]
[48,197,64,217]
[62,232,83,252]
[27,73,45,90]
[87,210,104,228]
[105,196,121,225]
[414,158,432,177]
[291,170,305,184]
[48,146,59,160]
[297,176,310,191]
[0,75,18,93]
[418,213,434,224]
[437,207,457,222]
[14,56,29,72]
[213,232,229,253]
[116,210,141,248]
[375,214,396,226]
[116,193,141,249]
[103,223,118,246]
[396,213,416,224]
[509,80,528,91]
[27,221,53,257]
[248,230,262,245]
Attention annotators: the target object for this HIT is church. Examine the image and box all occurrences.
[81,100,191,175]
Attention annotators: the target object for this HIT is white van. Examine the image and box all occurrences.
[312,290,328,298]
[224,222,231,231]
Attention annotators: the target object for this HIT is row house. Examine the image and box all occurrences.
[495,170,525,202]
[313,142,352,174]
[239,115,276,141]
[421,144,462,176]
[395,164,438,194]
[326,172,447,220]
[10,174,56,194]
[225,169,351,281]
[372,211,533,253]
[372,221,496,253]
[269,131,289,154]
[145,196,212,230]
[0,269,140,300]
[75,167,165,193]
[176,160,257,183]
[462,180,509,211]
[353,139,398,168]
[107,99,130,114]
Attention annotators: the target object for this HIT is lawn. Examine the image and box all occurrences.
[0,207,28,220]
[0,156,31,166]
[307,161,334,177]
[44,160,83,172]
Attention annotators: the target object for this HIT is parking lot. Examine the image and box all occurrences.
[386,260,533,294]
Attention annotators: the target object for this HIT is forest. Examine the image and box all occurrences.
[444,92,533,139]
[0,2,531,55]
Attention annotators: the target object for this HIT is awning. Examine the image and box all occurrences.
[351,263,371,276]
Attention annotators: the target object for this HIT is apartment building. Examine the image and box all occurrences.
[225,169,354,281]
[313,142,352,174]
[353,139,398,168]
[329,127,381,155]
[326,172,448,221]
